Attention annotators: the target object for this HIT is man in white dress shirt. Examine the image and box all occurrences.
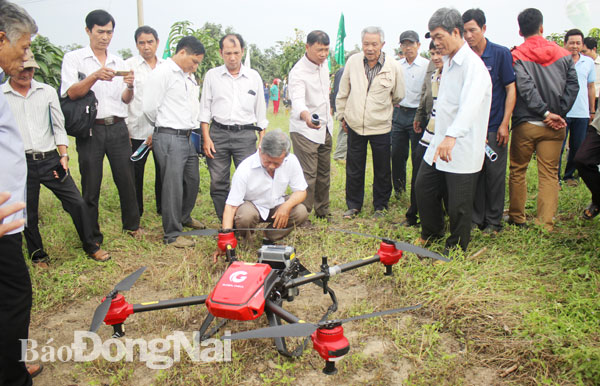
[3,56,109,265]
[415,8,492,254]
[60,10,141,247]
[288,30,333,222]
[215,130,308,257]
[391,30,429,201]
[200,34,267,221]
[126,25,163,217]
[143,36,205,247]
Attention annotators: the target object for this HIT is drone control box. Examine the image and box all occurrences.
[257,245,295,270]
[206,261,276,321]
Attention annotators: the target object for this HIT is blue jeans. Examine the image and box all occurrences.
[559,117,588,180]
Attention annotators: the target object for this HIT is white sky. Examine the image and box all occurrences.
[15,0,598,58]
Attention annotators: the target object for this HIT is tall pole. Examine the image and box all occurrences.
[137,0,144,27]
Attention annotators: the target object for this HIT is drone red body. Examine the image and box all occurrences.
[206,261,274,321]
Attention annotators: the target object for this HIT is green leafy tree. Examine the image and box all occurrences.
[588,28,600,40]
[118,48,133,60]
[30,35,64,90]
[545,31,567,47]
[165,21,227,84]
[60,43,83,53]
[273,29,305,79]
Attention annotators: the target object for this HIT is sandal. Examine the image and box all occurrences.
[582,203,600,220]
[89,249,111,262]
[342,208,359,219]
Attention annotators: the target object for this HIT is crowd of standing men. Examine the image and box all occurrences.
[1,1,599,384]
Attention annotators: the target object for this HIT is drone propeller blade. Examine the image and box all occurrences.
[90,297,112,332]
[392,242,450,262]
[336,304,422,325]
[224,305,422,341]
[174,229,219,237]
[114,266,147,292]
[224,321,318,340]
[89,267,146,332]
[332,228,449,262]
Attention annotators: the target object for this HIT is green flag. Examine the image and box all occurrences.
[334,13,346,66]
[162,36,172,59]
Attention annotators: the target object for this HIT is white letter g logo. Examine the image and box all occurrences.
[229,271,248,283]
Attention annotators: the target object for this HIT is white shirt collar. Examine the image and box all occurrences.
[447,41,469,67]
[82,45,120,66]
[217,63,250,79]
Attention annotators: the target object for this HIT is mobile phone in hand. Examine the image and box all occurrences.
[54,164,69,182]
[114,71,131,76]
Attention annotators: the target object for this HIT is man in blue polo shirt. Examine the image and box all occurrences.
[559,29,596,186]
[463,8,516,233]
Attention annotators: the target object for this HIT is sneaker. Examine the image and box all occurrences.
[183,218,206,229]
[169,236,195,248]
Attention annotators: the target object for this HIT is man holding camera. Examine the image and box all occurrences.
[61,10,141,253]
[288,30,333,222]
[3,55,108,266]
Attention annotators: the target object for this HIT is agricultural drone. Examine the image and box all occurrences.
[89,228,448,375]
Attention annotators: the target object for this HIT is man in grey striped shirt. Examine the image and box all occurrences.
[2,56,110,264]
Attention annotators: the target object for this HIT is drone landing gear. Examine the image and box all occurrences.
[197,313,229,342]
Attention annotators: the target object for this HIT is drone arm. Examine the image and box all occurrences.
[132,295,208,313]
[265,300,303,324]
[284,256,380,290]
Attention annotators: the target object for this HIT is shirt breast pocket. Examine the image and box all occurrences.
[372,75,393,103]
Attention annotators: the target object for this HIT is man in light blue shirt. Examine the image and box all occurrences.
[0,1,41,383]
[391,30,429,201]
[560,29,596,185]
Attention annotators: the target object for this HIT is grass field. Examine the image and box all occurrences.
[27,109,599,385]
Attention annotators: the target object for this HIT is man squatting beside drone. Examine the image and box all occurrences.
[213,130,308,262]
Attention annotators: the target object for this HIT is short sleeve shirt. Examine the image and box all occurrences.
[480,39,516,132]
[226,151,308,220]
[567,55,596,118]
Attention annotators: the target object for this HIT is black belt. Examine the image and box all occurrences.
[25,150,57,161]
[212,120,260,131]
[155,127,192,137]
[95,116,124,126]
[395,105,417,112]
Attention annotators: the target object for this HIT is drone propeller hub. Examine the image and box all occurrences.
[104,294,134,327]
[311,324,350,374]
[377,241,403,267]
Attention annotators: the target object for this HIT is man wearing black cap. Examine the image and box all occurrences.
[391,30,429,220]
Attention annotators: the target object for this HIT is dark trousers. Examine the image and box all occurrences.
[0,233,32,386]
[416,162,478,251]
[391,106,421,193]
[130,139,162,216]
[205,124,257,220]
[472,131,508,228]
[346,127,392,212]
[153,130,199,243]
[560,117,588,180]
[290,131,332,216]
[574,126,600,206]
[75,121,139,244]
[405,143,427,224]
[24,152,98,260]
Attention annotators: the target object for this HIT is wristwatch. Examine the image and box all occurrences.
[60,153,69,160]
[543,111,550,119]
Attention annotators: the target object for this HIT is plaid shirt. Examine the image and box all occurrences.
[364,52,385,90]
